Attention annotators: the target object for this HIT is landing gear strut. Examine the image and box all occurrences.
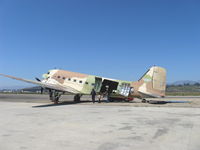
[74,94,81,103]
[49,90,62,104]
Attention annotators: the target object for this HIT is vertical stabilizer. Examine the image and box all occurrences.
[138,66,166,97]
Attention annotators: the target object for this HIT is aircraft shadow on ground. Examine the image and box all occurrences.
[32,100,146,108]
[32,100,92,108]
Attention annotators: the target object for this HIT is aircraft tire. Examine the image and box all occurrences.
[141,99,147,103]
[74,94,80,103]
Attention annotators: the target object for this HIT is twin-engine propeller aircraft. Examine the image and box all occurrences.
[0,66,166,104]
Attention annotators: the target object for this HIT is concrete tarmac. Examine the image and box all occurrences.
[0,94,200,150]
[0,94,200,107]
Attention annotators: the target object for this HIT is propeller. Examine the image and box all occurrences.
[35,77,41,82]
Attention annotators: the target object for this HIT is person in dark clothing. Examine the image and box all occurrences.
[104,85,110,102]
[91,88,96,103]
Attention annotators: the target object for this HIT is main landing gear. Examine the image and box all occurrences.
[49,90,63,104]
[74,94,82,103]
[48,90,82,104]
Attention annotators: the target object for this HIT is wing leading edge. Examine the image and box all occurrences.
[0,73,80,94]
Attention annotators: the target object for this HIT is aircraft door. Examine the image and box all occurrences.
[94,77,102,93]
[100,79,119,94]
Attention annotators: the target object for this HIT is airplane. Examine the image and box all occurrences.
[0,66,166,104]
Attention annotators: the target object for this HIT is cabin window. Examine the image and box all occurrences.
[47,72,50,74]
[73,79,77,82]
[85,82,88,84]
[79,81,82,83]
[57,76,60,78]
[63,77,66,80]
[91,83,95,86]
[68,78,71,81]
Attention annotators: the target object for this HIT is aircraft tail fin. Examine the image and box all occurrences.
[138,66,166,97]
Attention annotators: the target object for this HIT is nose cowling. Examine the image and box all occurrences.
[43,74,48,79]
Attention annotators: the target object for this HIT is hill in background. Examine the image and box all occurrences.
[169,80,200,86]
[166,81,200,96]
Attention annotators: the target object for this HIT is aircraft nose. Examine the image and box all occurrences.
[42,74,48,79]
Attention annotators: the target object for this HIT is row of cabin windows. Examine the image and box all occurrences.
[56,76,93,85]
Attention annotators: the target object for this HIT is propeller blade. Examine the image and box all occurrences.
[35,77,41,82]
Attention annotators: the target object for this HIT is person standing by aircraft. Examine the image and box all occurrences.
[97,93,102,103]
[104,85,110,102]
[91,88,96,103]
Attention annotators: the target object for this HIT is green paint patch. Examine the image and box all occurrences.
[143,75,152,82]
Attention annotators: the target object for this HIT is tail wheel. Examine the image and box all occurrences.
[142,99,147,103]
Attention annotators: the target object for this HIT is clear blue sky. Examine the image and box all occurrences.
[0,0,200,88]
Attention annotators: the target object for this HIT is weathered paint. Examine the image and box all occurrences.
[41,66,166,99]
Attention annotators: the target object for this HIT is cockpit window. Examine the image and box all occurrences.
[47,72,50,74]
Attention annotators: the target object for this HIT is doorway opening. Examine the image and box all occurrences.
[94,77,102,93]
[100,79,119,94]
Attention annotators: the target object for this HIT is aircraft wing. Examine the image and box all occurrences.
[0,73,79,94]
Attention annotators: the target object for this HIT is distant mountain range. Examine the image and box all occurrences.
[168,80,200,86]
